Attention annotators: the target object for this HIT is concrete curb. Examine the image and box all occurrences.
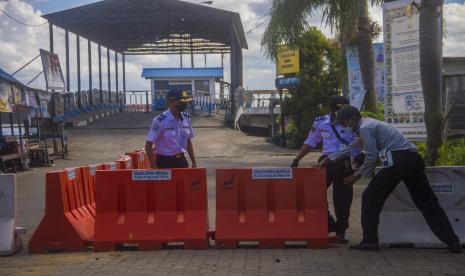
[73,109,119,127]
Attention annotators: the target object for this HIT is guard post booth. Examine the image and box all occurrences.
[142,68,223,112]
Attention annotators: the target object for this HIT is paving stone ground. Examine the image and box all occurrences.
[1,112,464,275]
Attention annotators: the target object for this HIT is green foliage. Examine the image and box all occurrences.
[281,27,342,148]
[414,139,465,166]
[414,141,428,160]
[361,102,385,120]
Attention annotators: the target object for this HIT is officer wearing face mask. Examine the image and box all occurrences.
[145,90,197,169]
[291,96,363,243]
[319,106,461,253]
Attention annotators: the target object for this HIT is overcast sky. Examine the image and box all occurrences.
[1,0,464,92]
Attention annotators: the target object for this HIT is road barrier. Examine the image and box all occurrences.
[379,166,465,248]
[215,168,328,249]
[28,168,96,253]
[116,155,133,169]
[80,164,106,217]
[28,147,334,253]
[0,174,25,256]
[102,162,119,170]
[93,169,208,251]
[126,150,150,169]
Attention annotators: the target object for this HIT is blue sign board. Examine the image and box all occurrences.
[275,76,300,88]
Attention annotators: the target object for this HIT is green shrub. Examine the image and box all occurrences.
[414,141,428,159]
[361,103,385,121]
[437,139,465,166]
[414,139,465,166]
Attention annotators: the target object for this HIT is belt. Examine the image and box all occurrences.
[157,153,184,159]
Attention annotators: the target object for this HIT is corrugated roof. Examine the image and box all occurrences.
[142,67,224,78]
[42,0,248,54]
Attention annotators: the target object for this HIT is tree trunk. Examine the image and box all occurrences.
[420,0,444,165]
[341,47,349,98]
[357,0,378,113]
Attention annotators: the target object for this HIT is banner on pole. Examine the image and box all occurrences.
[0,80,13,113]
[383,0,426,140]
[346,43,385,110]
[40,49,66,91]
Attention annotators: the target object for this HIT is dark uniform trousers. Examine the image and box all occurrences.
[156,154,189,169]
[362,150,459,245]
[319,155,354,236]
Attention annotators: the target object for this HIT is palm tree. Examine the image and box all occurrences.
[419,0,444,165]
[262,0,382,113]
[263,0,445,164]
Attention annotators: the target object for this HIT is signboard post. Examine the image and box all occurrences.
[276,46,300,75]
[383,0,426,140]
[275,45,301,147]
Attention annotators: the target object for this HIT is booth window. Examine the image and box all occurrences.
[195,80,210,95]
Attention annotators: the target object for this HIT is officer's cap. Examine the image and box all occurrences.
[334,106,361,123]
[329,96,349,112]
[166,90,193,102]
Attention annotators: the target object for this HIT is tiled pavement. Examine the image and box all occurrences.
[1,113,464,275]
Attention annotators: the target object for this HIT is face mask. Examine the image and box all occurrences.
[343,119,355,134]
[175,102,188,112]
[343,126,354,134]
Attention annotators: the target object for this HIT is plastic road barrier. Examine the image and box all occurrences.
[102,162,119,170]
[215,168,328,249]
[80,164,106,217]
[126,150,150,169]
[93,169,209,251]
[0,174,25,256]
[116,155,133,169]
[379,166,465,248]
[29,168,95,253]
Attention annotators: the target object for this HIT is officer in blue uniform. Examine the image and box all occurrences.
[291,96,362,242]
[145,90,197,169]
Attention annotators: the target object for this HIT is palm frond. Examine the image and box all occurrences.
[261,0,323,60]
[261,0,380,60]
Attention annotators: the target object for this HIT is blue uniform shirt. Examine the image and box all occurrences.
[146,109,194,156]
[304,114,360,156]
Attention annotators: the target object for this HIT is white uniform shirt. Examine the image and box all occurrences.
[146,109,194,156]
[304,114,360,156]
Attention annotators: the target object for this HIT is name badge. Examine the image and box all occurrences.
[379,149,394,168]
[339,144,346,151]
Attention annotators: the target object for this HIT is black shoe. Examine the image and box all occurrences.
[335,233,349,244]
[450,243,462,254]
[349,242,379,251]
[328,216,337,234]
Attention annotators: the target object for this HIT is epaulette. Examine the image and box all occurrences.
[156,113,166,122]
[182,112,191,118]
[315,115,328,121]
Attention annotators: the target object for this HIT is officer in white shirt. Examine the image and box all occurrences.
[319,106,461,253]
[291,96,363,243]
[145,90,197,169]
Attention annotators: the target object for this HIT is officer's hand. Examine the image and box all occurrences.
[344,174,361,186]
[318,157,332,169]
[353,153,365,168]
[290,159,299,168]
[191,162,198,168]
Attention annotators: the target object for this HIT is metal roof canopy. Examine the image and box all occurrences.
[42,0,248,55]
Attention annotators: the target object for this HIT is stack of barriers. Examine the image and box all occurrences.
[28,152,331,253]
